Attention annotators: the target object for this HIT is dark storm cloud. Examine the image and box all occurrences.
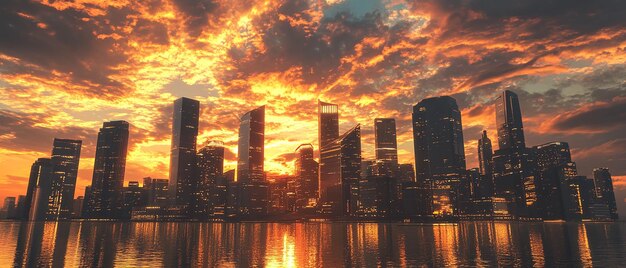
[231,8,389,86]
[0,109,95,154]
[551,97,626,133]
[0,0,132,97]
[171,0,218,36]
[132,19,170,45]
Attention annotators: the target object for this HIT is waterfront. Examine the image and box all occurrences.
[1,221,625,267]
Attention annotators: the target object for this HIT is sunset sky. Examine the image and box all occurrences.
[1,0,625,215]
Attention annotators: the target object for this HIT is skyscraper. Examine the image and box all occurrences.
[236,106,267,216]
[237,106,265,183]
[50,138,82,219]
[492,90,533,217]
[475,131,495,199]
[27,158,55,220]
[318,100,339,149]
[197,140,225,217]
[84,120,130,219]
[496,90,525,150]
[593,168,618,219]
[169,97,200,207]
[23,158,51,219]
[478,131,493,176]
[374,118,398,165]
[319,124,361,216]
[412,96,466,216]
[295,144,319,209]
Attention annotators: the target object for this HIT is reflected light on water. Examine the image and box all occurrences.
[2,221,626,267]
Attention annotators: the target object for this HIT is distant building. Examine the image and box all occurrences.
[358,176,397,218]
[71,196,84,219]
[412,96,466,217]
[122,181,147,219]
[398,164,415,182]
[295,144,319,210]
[478,130,493,176]
[593,168,618,220]
[534,142,572,169]
[476,131,495,199]
[169,97,200,208]
[83,120,130,219]
[2,197,16,219]
[374,118,398,165]
[143,177,169,206]
[319,124,361,216]
[360,160,375,179]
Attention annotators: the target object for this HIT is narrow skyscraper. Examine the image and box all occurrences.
[478,131,493,176]
[593,168,618,220]
[318,100,339,149]
[492,90,533,217]
[236,106,267,216]
[319,124,361,216]
[84,120,130,219]
[496,90,526,150]
[412,96,466,217]
[51,138,82,219]
[374,118,398,165]
[169,97,200,207]
[25,158,54,220]
[475,130,495,199]
[237,106,265,183]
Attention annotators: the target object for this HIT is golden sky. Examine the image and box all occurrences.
[1,0,626,213]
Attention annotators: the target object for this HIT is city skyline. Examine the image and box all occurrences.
[2,93,626,217]
[1,0,626,218]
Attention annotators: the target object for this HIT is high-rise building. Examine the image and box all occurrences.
[23,158,52,219]
[475,132,495,199]
[318,100,339,149]
[593,168,618,219]
[237,106,265,184]
[27,158,55,220]
[295,144,319,210]
[374,118,398,165]
[236,106,267,216]
[412,96,466,217]
[84,120,130,219]
[478,130,493,176]
[169,97,200,207]
[319,124,361,216]
[496,90,525,150]
[532,142,575,219]
[197,140,225,217]
[50,138,82,219]
[492,90,532,217]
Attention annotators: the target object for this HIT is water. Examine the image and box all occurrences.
[1,221,625,267]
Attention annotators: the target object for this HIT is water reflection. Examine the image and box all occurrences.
[2,221,625,267]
